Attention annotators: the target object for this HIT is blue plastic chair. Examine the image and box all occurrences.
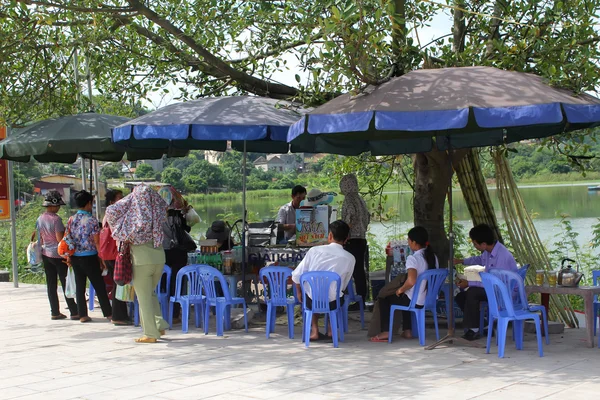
[480,272,544,358]
[593,271,600,338]
[300,271,344,348]
[388,269,448,346]
[479,264,529,332]
[168,265,206,333]
[197,265,248,336]
[259,266,299,339]
[342,278,365,331]
[489,269,549,345]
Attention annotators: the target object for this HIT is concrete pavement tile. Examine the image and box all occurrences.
[472,383,563,399]
[1,386,40,399]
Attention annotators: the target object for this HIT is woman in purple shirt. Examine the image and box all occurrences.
[37,191,78,320]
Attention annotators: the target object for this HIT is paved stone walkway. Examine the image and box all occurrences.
[1,282,599,399]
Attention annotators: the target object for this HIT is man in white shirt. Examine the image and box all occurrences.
[276,185,306,242]
[292,220,355,341]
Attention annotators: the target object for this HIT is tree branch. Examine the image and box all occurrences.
[229,33,323,64]
[125,0,298,98]
[16,0,136,14]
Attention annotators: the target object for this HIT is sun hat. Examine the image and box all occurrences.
[206,220,231,243]
[42,190,66,207]
[301,188,337,207]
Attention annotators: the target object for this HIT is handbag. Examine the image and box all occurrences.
[115,283,135,302]
[58,217,76,259]
[113,242,133,286]
[27,225,43,266]
[65,266,76,299]
[185,207,201,227]
[99,221,118,261]
[168,215,197,252]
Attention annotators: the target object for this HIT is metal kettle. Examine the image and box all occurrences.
[557,258,584,287]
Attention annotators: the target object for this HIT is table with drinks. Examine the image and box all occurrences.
[527,270,600,348]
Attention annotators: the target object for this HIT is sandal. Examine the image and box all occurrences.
[135,336,157,344]
[112,320,132,326]
[80,316,92,323]
[51,314,67,320]
[159,330,166,336]
[369,335,388,342]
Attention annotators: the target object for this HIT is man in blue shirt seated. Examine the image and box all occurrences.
[454,224,518,341]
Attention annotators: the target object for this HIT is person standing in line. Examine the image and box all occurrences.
[106,185,169,343]
[37,191,78,320]
[339,173,370,309]
[101,189,130,326]
[162,186,193,325]
[69,190,112,323]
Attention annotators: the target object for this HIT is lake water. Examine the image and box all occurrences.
[190,184,600,251]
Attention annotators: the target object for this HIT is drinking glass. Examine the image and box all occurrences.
[535,270,545,286]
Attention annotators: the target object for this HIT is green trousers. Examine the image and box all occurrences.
[132,243,168,339]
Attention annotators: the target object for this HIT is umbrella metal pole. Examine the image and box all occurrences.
[6,126,18,287]
[241,141,247,303]
[89,157,93,192]
[93,160,101,220]
[81,158,87,194]
[426,138,484,350]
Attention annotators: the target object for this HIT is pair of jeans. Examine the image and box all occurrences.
[104,260,130,322]
[70,255,112,319]
[42,255,78,317]
[455,287,487,330]
[345,239,368,300]
[379,293,422,332]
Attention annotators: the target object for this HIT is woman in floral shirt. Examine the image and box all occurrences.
[106,185,168,343]
[69,190,112,323]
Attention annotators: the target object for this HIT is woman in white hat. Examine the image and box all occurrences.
[37,190,78,320]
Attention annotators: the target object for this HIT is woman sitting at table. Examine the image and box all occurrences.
[370,226,439,342]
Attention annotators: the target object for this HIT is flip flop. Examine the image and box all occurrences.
[135,336,157,344]
[369,335,388,342]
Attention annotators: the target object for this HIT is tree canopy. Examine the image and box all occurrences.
[3,0,599,126]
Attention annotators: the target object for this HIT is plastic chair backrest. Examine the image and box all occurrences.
[300,271,341,312]
[489,269,528,310]
[260,266,294,306]
[158,264,172,295]
[593,270,600,301]
[517,264,530,281]
[174,265,203,299]
[196,264,232,301]
[480,272,516,318]
[422,269,449,309]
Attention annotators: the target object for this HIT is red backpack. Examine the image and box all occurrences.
[99,221,118,261]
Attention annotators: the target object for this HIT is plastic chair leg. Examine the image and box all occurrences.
[533,315,544,357]
[304,310,312,348]
[203,304,210,335]
[216,303,225,336]
[486,318,495,354]
[497,319,509,358]
[337,311,344,343]
[181,301,189,333]
[265,304,272,338]
[417,310,426,346]
[134,298,140,327]
[342,302,349,333]
[330,311,339,348]
[270,305,276,333]
[388,308,396,344]
[513,320,524,350]
[479,302,487,332]
[433,308,440,341]
[286,304,295,339]
[88,284,95,311]
[168,301,174,329]
[540,307,550,345]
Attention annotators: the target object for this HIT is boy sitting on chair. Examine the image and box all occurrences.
[292,220,355,341]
